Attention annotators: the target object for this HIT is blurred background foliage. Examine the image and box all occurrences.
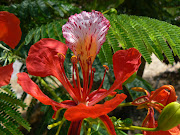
[0,0,180,134]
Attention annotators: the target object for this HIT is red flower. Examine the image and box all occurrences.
[0,11,22,87]
[132,85,179,135]
[17,11,141,135]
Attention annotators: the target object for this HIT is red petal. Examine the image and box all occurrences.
[113,48,141,89]
[142,107,155,128]
[17,72,73,108]
[150,90,170,106]
[64,94,127,121]
[150,85,177,105]
[0,63,13,87]
[26,38,79,102]
[26,38,67,77]
[68,120,83,135]
[0,11,21,49]
[99,114,116,135]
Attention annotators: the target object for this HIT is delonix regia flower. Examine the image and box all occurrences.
[132,85,180,135]
[0,11,22,87]
[17,11,141,135]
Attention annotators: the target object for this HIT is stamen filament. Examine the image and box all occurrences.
[74,64,82,98]
[57,54,80,102]
[87,67,95,95]
[72,65,77,89]
[88,65,108,100]
[71,55,82,100]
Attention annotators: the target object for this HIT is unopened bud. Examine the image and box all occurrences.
[157,102,180,131]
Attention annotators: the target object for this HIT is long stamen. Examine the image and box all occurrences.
[80,56,92,101]
[131,87,150,97]
[57,53,80,101]
[71,56,82,99]
[87,67,96,95]
[96,65,109,91]
[71,57,78,89]
[88,65,109,100]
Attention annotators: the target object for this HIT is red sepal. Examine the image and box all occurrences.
[64,94,127,121]
[0,11,21,49]
[0,63,13,87]
[113,48,141,89]
[142,107,155,128]
[68,120,83,135]
[99,114,116,135]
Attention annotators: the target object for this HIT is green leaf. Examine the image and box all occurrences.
[98,14,180,65]
[25,28,35,45]
[47,23,58,40]
[34,27,41,43]
[40,25,48,39]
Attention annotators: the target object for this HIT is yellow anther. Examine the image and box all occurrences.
[131,87,149,96]
[92,68,96,72]
[57,53,66,60]
[71,55,78,64]
[103,65,109,71]
[131,87,146,92]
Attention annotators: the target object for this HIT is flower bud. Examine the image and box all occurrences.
[157,102,180,131]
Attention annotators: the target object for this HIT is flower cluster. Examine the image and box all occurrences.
[132,85,180,135]
[17,11,141,135]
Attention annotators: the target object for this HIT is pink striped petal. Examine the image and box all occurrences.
[62,10,110,62]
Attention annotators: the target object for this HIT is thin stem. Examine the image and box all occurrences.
[0,43,10,51]
[118,102,133,107]
[37,77,63,102]
[117,126,158,131]
[47,117,66,134]
[55,117,66,135]
[48,76,61,88]
[102,9,110,14]
[14,41,25,55]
